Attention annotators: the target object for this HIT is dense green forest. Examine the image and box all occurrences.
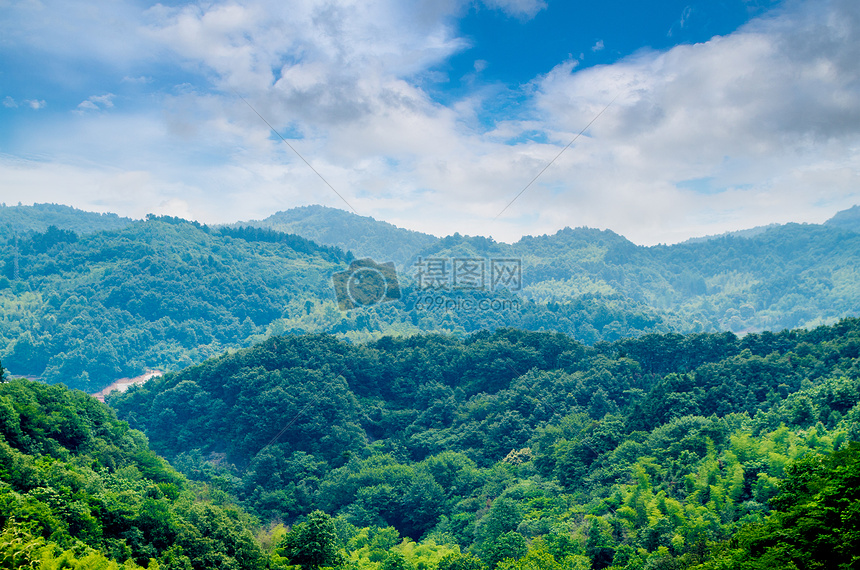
[2,204,859,393]
[418,221,860,334]
[0,374,268,569]
[0,215,349,391]
[106,319,860,569]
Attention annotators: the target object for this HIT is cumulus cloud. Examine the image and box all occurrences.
[77,94,115,112]
[1,0,859,245]
[517,0,860,243]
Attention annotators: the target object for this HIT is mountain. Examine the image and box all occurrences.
[0,214,350,391]
[412,223,860,334]
[825,204,860,232]
[681,223,780,244]
[236,205,438,267]
[3,204,860,392]
[0,202,134,238]
[107,320,860,568]
[3,203,858,570]
[0,210,672,391]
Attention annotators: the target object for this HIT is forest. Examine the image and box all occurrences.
[1,203,859,569]
[102,319,860,569]
[0,374,267,569]
[2,204,860,392]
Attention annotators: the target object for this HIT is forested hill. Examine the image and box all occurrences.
[244,205,860,334]
[0,202,134,237]
[237,205,439,267]
[2,203,860,392]
[825,204,860,232]
[0,215,350,391]
[0,376,268,569]
[108,320,860,569]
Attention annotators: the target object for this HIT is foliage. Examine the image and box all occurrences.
[109,320,860,569]
[696,443,860,569]
[277,510,344,570]
[0,202,133,238]
[5,204,860,394]
[0,378,266,570]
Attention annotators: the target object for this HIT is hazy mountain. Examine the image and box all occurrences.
[408,223,860,334]
[0,202,134,238]
[825,204,860,232]
[681,223,781,244]
[236,205,438,266]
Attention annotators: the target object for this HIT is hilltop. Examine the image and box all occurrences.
[1,204,859,391]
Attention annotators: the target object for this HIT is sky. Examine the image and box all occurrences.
[1,0,859,245]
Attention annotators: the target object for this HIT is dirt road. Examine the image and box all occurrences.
[92,370,163,402]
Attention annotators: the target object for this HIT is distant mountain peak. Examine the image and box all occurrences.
[236,205,438,266]
[825,205,860,232]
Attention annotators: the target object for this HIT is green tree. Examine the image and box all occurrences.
[437,552,487,570]
[382,551,414,570]
[702,443,860,569]
[486,531,527,569]
[278,511,344,570]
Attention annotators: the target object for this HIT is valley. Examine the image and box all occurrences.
[1,203,859,570]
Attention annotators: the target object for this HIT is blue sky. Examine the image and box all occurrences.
[1,0,859,244]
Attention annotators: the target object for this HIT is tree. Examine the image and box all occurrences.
[382,551,414,570]
[277,511,343,570]
[438,552,487,570]
[486,532,527,569]
[704,443,860,569]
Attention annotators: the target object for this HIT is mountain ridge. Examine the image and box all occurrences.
[2,203,859,392]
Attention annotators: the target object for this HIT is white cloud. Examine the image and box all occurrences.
[481,0,547,20]
[591,40,604,52]
[77,94,115,112]
[1,0,859,246]
[503,0,860,243]
[680,6,692,28]
[3,97,46,109]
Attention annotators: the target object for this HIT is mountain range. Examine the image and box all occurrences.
[1,202,859,391]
